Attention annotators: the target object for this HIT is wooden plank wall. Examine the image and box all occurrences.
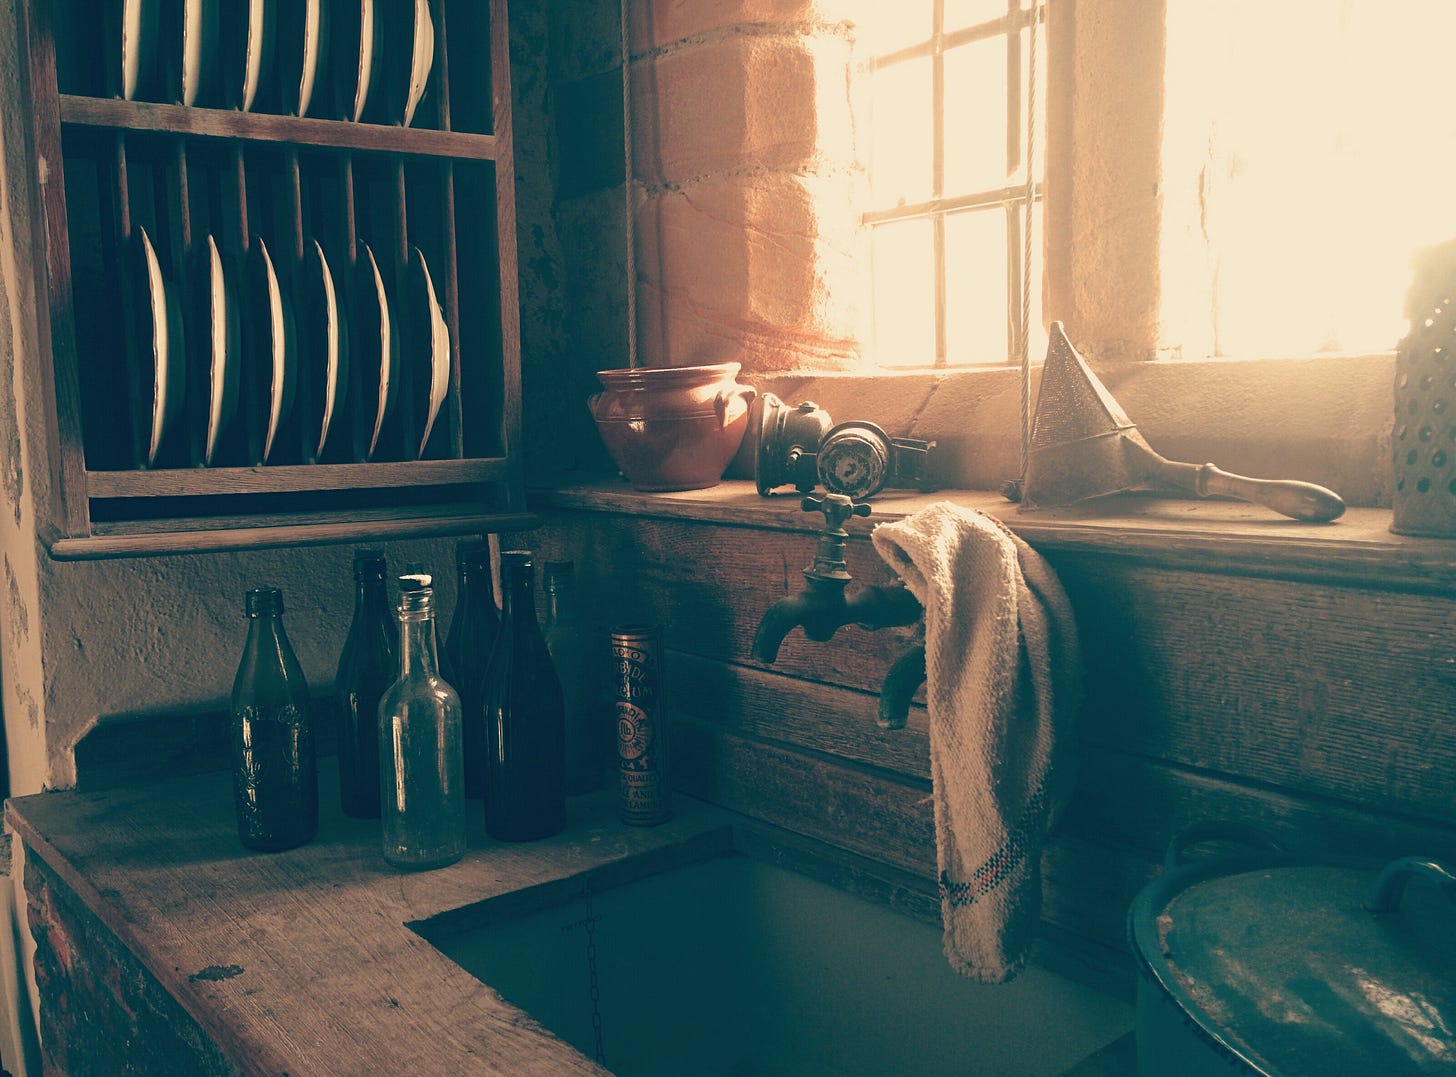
[516,507,1456,979]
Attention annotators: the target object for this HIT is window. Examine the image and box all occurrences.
[1162,0,1456,359]
[859,0,1045,369]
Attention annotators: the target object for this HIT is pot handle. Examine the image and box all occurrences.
[587,391,603,418]
[1366,857,1456,914]
[1163,821,1285,870]
[715,386,757,430]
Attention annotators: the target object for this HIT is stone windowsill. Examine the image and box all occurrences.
[533,478,1456,595]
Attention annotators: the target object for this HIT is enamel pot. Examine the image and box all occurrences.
[1128,822,1456,1076]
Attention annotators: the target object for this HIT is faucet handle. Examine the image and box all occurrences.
[801,492,871,532]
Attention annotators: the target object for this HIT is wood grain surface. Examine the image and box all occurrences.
[10,774,747,1075]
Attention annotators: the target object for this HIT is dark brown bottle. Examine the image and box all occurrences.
[335,549,395,818]
[230,587,318,851]
[482,551,566,841]
[444,539,499,799]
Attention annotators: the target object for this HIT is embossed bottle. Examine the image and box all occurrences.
[230,587,318,851]
[444,539,499,799]
[378,576,467,870]
[335,549,395,818]
[481,552,566,841]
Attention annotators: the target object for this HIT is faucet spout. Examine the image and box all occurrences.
[750,576,850,663]
[750,492,923,666]
[878,643,926,729]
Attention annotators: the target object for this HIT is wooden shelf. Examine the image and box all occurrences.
[535,478,1456,595]
[59,96,501,161]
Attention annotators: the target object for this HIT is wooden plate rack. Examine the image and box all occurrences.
[17,0,532,558]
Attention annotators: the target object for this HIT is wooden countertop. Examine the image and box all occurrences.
[6,771,740,1075]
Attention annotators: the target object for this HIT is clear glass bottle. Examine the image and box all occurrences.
[230,587,318,852]
[377,575,467,870]
[335,549,396,818]
[482,552,567,841]
[543,561,601,794]
[444,538,499,799]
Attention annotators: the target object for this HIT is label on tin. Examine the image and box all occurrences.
[612,633,670,824]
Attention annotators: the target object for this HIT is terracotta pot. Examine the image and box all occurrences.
[589,363,756,492]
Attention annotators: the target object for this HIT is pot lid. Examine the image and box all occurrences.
[1133,853,1456,1075]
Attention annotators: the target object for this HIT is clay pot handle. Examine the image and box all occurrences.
[587,391,603,418]
[715,385,756,430]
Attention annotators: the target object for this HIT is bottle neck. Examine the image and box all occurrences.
[397,613,440,678]
[246,612,284,639]
[357,575,389,616]
[502,566,537,627]
[545,572,574,619]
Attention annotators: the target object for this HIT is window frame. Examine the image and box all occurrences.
[861,1,1044,369]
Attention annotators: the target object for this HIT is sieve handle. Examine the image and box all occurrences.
[1154,461,1346,522]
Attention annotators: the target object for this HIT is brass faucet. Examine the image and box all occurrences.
[750,495,923,690]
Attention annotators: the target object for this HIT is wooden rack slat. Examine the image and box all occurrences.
[48,510,539,562]
[84,457,511,499]
[59,96,501,161]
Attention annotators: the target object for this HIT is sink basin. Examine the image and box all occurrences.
[418,849,1134,1076]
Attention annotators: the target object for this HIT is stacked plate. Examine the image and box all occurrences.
[121,0,436,125]
[127,230,449,470]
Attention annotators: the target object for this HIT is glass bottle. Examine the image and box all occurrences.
[444,538,499,799]
[377,575,467,870]
[482,551,567,841]
[335,549,396,818]
[543,561,601,794]
[230,587,318,852]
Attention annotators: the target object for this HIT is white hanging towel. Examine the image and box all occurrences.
[871,502,1080,983]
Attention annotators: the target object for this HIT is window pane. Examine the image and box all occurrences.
[943,37,1009,194]
[944,0,1014,34]
[1165,0,1456,356]
[944,209,1008,364]
[871,220,936,366]
[856,1,932,58]
[868,58,933,207]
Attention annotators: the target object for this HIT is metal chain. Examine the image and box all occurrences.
[620,0,638,369]
[583,884,605,1066]
[1019,0,1042,492]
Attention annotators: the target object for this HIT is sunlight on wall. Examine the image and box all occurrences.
[1163,1,1456,358]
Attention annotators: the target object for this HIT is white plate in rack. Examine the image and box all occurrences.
[121,0,158,100]
[403,0,434,127]
[298,238,348,460]
[201,236,241,466]
[240,0,276,112]
[355,243,397,460]
[247,238,297,463]
[334,0,379,121]
[133,227,184,467]
[181,0,220,106]
[279,0,328,117]
[403,246,449,457]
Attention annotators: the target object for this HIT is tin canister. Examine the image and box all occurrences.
[610,625,671,825]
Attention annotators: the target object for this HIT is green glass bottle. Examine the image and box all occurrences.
[444,539,499,799]
[482,552,566,841]
[230,587,318,852]
[335,549,396,818]
[543,561,602,794]
[378,575,467,870]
